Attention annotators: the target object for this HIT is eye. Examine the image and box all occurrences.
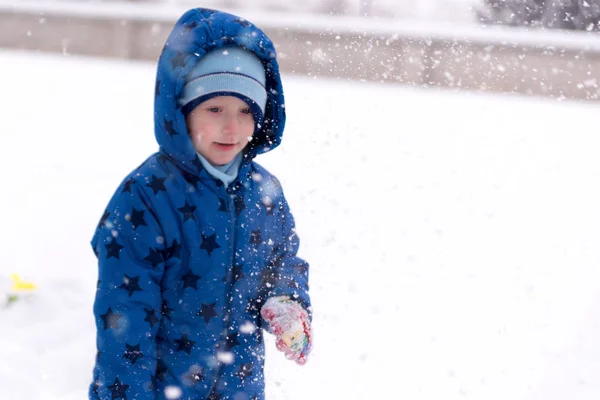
[207,107,221,113]
[241,108,252,115]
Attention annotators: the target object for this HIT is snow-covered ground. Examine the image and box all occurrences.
[1,49,600,400]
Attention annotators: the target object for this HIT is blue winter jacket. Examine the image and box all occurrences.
[90,9,310,400]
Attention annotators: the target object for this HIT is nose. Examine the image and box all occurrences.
[223,113,242,133]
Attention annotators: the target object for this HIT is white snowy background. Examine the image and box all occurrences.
[13,0,481,24]
[1,48,600,400]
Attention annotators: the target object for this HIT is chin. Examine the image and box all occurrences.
[211,156,234,166]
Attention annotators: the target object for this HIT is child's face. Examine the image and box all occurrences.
[185,96,255,166]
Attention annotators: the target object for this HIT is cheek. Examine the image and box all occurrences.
[189,131,204,146]
[242,123,255,138]
[190,130,202,139]
[241,130,253,147]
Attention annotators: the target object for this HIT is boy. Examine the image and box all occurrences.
[90,8,312,400]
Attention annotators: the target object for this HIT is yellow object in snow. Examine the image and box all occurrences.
[10,274,37,292]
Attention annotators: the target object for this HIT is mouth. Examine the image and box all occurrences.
[214,142,237,150]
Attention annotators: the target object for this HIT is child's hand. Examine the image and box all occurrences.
[261,296,312,365]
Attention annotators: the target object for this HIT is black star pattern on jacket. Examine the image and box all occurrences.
[207,389,223,400]
[177,201,197,222]
[225,331,240,350]
[164,118,179,137]
[123,343,144,365]
[100,307,122,330]
[119,274,142,297]
[105,238,124,260]
[98,211,110,229]
[170,51,187,70]
[236,363,253,382]
[183,365,205,386]
[165,239,182,260]
[250,229,262,248]
[129,208,147,230]
[175,334,196,354]
[146,175,167,195]
[144,308,159,328]
[234,195,246,216]
[182,170,200,187]
[197,303,217,323]
[231,264,245,283]
[109,377,129,399]
[182,270,200,290]
[161,300,174,321]
[122,178,135,193]
[144,248,164,267]
[200,233,220,256]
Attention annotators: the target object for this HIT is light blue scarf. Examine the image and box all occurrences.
[197,152,242,188]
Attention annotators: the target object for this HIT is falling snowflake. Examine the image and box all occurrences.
[217,351,235,364]
[164,385,182,399]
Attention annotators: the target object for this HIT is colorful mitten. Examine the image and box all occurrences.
[261,296,312,365]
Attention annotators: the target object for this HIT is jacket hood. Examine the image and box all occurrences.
[154,8,286,175]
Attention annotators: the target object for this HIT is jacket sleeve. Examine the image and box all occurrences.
[90,180,166,400]
[263,186,311,316]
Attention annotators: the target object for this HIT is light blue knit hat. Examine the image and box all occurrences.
[181,46,267,124]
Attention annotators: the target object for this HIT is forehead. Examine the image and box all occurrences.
[200,96,248,106]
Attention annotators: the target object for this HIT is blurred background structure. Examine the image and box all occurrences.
[0,0,598,100]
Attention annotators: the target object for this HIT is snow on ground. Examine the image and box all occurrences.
[0,49,600,399]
